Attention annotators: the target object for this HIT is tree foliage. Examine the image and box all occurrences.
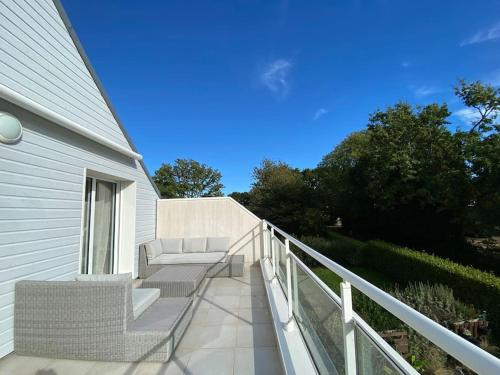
[319,102,470,247]
[454,80,500,133]
[228,80,500,254]
[153,159,224,198]
[228,191,251,206]
[244,160,326,234]
[455,80,500,235]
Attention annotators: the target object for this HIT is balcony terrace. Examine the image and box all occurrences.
[0,197,499,375]
[0,263,281,375]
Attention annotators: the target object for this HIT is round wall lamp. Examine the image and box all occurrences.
[0,112,23,144]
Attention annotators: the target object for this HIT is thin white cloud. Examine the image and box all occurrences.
[413,85,440,98]
[260,59,292,97]
[454,108,479,124]
[401,61,410,68]
[461,22,500,46]
[313,108,328,120]
[454,108,500,125]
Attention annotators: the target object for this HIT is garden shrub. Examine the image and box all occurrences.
[364,240,500,332]
[315,265,480,373]
[391,282,478,329]
[391,283,478,374]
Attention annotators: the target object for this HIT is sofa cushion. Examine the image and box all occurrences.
[145,240,163,259]
[75,272,132,282]
[161,238,183,254]
[206,237,230,252]
[132,288,160,319]
[149,252,227,265]
[128,297,192,333]
[183,237,207,253]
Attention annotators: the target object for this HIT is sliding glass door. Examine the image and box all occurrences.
[81,177,118,274]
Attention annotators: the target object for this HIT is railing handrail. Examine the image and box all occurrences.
[262,220,500,375]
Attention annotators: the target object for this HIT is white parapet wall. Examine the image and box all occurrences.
[156,197,263,264]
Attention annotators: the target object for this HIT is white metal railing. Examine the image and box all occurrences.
[262,220,500,375]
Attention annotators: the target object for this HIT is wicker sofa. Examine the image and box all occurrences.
[139,237,244,279]
[14,277,192,362]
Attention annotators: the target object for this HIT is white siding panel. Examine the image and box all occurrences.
[0,0,159,357]
[0,226,81,247]
[0,305,12,321]
[0,0,131,147]
[0,243,77,270]
[0,234,80,258]
[0,184,83,201]
[0,318,13,334]
[0,217,81,233]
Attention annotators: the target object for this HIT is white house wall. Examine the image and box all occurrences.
[0,0,159,358]
[156,198,264,264]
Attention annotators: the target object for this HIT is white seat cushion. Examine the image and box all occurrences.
[132,288,160,319]
[183,237,207,253]
[161,238,183,254]
[149,251,227,265]
[206,237,230,252]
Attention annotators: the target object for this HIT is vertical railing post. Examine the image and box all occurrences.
[284,238,295,331]
[261,220,268,258]
[292,255,299,314]
[341,281,357,375]
[270,227,277,281]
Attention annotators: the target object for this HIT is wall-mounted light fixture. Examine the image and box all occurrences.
[0,112,23,144]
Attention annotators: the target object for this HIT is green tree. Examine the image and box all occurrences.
[454,79,500,133]
[248,159,326,234]
[319,131,372,230]
[455,80,500,235]
[228,191,251,206]
[320,103,470,249]
[153,159,224,198]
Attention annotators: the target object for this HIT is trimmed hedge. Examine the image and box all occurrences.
[364,240,500,331]
[301,233,500,332]
[300,233,365,266]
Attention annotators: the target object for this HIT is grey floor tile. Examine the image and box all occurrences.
[215,286,241,296]
[210,295,240,309]
[185,348,234,375]
[234,347,283,375]
[239,295,268,309]
[0,354,54,375]
[203,308,240,325]
[236,324,277,348]
[133,349,191,375]
[195,297,215,309]
[42,358,97,375]
[239,286,266,296]
[238,308,271,325]
[191,308,211,324]
[85,361,139,375]
[178,325,237,349]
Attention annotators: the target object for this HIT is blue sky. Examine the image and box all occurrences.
[62,0,500,193]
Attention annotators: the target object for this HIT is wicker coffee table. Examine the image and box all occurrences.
[141,265,207,298]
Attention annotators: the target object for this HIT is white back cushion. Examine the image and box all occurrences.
[183,237,207,253]
[206,237,230,252]
[161,238,183,254]
[76,272,132,282]
[145,240,163,259]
